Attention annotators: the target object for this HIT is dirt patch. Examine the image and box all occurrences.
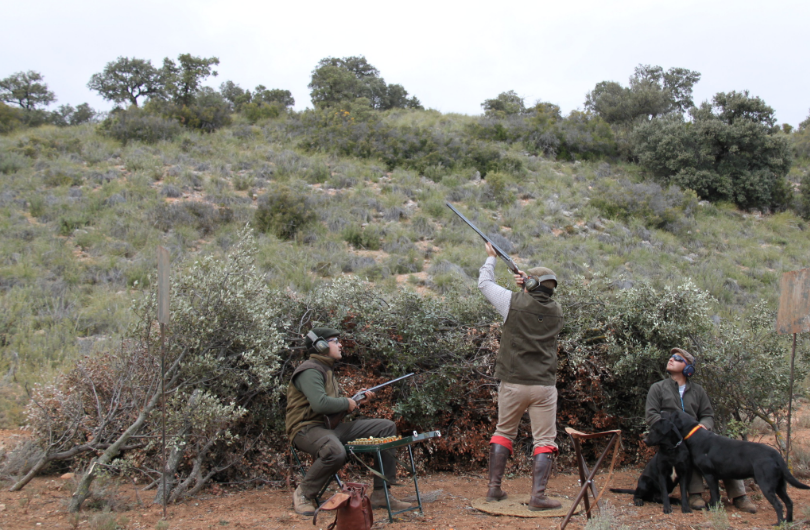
[1,468,809,529]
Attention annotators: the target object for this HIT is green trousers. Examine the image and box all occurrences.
[293,418,397,498]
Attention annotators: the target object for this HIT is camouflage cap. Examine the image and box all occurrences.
[527,266,558,287]
[670,347,695,365]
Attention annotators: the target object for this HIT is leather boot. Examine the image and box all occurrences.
[528,453,561,511]
[370,488,412,511]
[485,443,511,501]
[733,494,757,513]
[293,485,317,516]
[689,493,707,510]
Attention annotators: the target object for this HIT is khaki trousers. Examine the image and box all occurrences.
[493,382,558,451]
[688,470,746,499]
[293,418,397,498]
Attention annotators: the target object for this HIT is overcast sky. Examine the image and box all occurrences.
[3,0,808,126]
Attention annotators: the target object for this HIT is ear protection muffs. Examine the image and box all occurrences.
[306,330,330,354]
[524,277,540,291]
[683,364,695,377]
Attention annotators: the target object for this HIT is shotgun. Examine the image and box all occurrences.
[324,373,415,429]
[446,202,538,290]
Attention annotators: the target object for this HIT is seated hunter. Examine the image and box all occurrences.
[286,327,412,516]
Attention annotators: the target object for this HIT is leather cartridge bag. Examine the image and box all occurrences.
[312,482,373,530]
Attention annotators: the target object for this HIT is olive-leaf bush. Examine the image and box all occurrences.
[699,302,810,452]
[22,227,288,506]
[16,231,805,491]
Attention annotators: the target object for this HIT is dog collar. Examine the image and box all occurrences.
[684,424,705,440]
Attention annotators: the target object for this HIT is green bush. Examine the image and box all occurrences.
[147,90,232,132]
[800,170,810,219]
[342,224,382,250]
[590,179,697,229]
[242,102,283,124]
[100,107,182,145]
[632,92,792,210]
[0,102,24,134]
[254,184,316,240]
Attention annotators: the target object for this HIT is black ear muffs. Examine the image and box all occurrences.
[683,364,695,377]
[307,330,330,354]
[524,277,540,291]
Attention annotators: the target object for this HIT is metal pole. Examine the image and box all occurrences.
[787,332,797,468]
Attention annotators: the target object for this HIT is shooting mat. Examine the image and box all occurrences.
[470,495,576,518]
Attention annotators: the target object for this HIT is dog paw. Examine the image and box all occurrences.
[682,507,692,514]
[633,499,644,506]
[663,506,672,514]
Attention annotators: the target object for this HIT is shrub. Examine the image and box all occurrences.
[799,170,810,219]
[0,102,24,134]
[342,224,382,250]
[100,107,182,145]
[147,90,233,132]
[153,201,230,236]
[242,102,283,124]
[254,184,316,240]
[590,179,697,229]
[632,92,792,210]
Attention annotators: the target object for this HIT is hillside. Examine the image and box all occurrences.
[0,111,808,424]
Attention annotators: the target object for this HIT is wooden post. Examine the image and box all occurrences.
[776,268,810,468]
[157,247,170,519]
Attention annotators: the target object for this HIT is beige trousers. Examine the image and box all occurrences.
[493,382,558,451]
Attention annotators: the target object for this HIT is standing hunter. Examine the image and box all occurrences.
[285,327,412,516]
[478,242,564,510]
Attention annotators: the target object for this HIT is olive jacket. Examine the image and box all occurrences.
[645,377,715,431]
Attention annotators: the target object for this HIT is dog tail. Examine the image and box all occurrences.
[609,488,636,494]
[785,471,810,489]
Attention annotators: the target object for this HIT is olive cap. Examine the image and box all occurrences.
[305,327,341,349]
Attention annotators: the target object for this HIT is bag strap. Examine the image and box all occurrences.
[311,492,349,525]
[347,449,389,483]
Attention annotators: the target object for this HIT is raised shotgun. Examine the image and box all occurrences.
[445,201,539,291]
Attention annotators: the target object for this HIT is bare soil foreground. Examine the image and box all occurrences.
[1,466,809,530]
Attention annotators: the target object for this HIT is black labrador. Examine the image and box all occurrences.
[610,415,692,514]
[667,409,810,525]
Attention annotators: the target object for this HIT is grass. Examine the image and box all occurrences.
[1,111,810,429]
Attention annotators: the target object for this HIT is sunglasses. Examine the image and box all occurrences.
[670,354,687,364]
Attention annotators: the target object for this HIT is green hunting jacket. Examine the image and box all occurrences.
[495,290,564,386]
[645,377,715,431]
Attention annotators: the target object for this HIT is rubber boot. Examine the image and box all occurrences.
[485,443,511,501]
[528,453,561,511]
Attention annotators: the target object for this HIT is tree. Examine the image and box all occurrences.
[162,54,219,105]
[481,90,526,117]
[87,57,162,107]
[219,80,252,110]
[585,64,701,124]
[253,86,294,107]
[0,71,56,111]
[632,91,792,210]
[382,83,422,110]
[308,55,420,110]
[49,103,96,126]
